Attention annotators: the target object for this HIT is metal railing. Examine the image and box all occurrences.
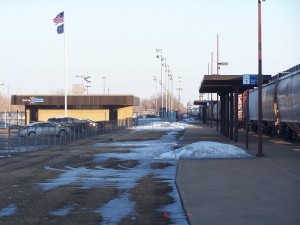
[0,111,25,127]
[0,118,134,157]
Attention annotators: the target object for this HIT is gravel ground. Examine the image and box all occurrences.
[0,129,187,225]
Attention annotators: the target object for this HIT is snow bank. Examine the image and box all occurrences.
[160,141,252,159]
[131,121,193,131]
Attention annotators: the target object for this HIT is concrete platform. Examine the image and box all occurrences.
[176,123,300,225]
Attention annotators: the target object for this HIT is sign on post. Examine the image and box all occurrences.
[243,74,258,85]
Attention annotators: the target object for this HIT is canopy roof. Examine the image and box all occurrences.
[199,75,271,94]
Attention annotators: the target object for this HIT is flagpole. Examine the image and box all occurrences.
[64,10,68,117]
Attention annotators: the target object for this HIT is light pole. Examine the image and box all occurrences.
[0,83,10,128]
[216,34,229,75]
[210,52,213,128]
[7,85,10,112]
[84,74,91,94]
[177,76,183,117]
[102,76,106,95]
[217,34,229,73]
[216,34,228,131]
[0,83,4,109]
[153,76,158,115]
[207,62,210,127]
[167,69,173,120]
[257,0,265,157]
[76,73,91,94]
[1,83,10,112]
[171,74,173,113]
[165,64,169,120]
[169,73,173,115]
[156,49,164,118]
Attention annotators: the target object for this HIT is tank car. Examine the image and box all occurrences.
[249,64,300,141]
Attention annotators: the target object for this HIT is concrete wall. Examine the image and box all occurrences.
[26,109,30,124]
[117,106,133,120]
[37,109,109,122]
[24,107,134,124]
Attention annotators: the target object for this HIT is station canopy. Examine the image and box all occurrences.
[199,75,271,94]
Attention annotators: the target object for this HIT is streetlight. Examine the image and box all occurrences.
[153,76,158,115]
[167,67,173,121]
[7,85,10,112]
[156,49,164,119]
[165,63,169,120]
[216,34,228,131]
[169,72,173,116]
[84,74,91,94]
[1,83,11,112]
[0,82,10,128]
[0,83,4,111]
[216,34,229,74]
[257,0,265,157]
[210,52,213,128]
[177,76,183,117]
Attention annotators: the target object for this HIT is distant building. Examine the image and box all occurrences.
[11,94,140,124]
[72,84,85,95]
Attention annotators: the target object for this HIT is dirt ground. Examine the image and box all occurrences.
[0,129,184,225]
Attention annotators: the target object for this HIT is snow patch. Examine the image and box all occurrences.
[95,192,135,225]
[131,121,193,131]
[160,141,252,159]
[0,204,17,216]
[49,205,75,216]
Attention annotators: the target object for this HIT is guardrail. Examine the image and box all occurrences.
[0,118,135,157]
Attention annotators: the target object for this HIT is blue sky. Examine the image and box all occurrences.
[0,0,299,105]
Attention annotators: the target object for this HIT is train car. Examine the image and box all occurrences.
[237,92,247,128]
[277,68,300,138]
[249,64,300,141]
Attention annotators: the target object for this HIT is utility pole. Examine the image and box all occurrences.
[257,0,265,157]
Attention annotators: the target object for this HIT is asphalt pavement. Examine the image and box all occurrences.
[176,122,300,225]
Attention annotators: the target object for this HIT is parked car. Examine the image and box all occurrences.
[19,122,71,137]
[47,117,82,125]
[81,119,97,127]
[47,117,85,133]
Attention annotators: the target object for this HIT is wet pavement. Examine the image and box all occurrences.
[176,123,300,225]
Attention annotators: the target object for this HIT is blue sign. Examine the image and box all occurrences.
[243,74,257,85]
[22,97,44,104]
[250,75,257,85]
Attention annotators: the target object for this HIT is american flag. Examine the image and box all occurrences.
[53,11,64,25]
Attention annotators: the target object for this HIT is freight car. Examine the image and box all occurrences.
[249,64,300,141]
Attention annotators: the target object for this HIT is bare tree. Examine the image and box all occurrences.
[135,94,186,116]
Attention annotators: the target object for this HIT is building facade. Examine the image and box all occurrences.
[11,95,140,124]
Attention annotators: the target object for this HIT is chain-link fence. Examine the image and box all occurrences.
[0,118,136,157]
[0,111,25,127]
